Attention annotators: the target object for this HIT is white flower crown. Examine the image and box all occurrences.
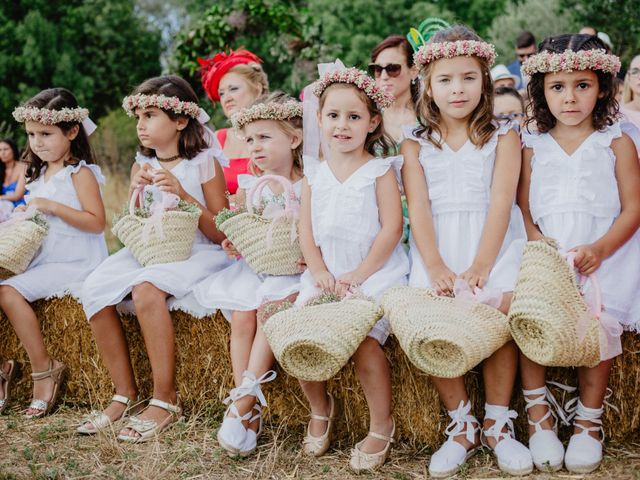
[12,106,89,124]
[122,94,201,118]
[414,40,497,68]
[311,67,394,111]
[521,49,621,76]
[231,101,303,130]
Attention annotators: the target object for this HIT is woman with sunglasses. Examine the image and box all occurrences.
[369,35,418,149]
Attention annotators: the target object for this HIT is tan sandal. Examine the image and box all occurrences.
[349,418,395,472]
[0,360,18,414]
[25,359,66,419]
[117,397,183,443]
[77,394,144,435]
[303,393,337,457]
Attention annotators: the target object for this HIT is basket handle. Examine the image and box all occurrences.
[564,252,602,316]
[128,185,145,215]
[245,174,295,216]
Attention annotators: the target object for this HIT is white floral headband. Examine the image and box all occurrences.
[122,94,203,120]
[231,101,302,130]
[12,106,97,135]
[414,40,497,68]
[312,66,394,111]
[521,49,621,76]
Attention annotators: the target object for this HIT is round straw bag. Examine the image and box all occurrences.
[112,186,201,266]
[508,240,601,367]
[216,175,301,276]
[263,294,382,381]
[382,286,511,378]
[0,210,49,279]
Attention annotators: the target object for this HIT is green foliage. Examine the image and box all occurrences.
[91,109,138,174]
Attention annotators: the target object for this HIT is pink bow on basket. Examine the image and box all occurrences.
[453,278,503,308]
[565,252,623,361]
[245,174,300,248]
[0,205,39,234]
[129,186,180,244]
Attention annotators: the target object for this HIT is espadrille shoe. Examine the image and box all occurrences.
[24,359,66,419]
[117,397,183,443]
[238,404,263,457]
[0,360,17,414]
[523,387,566,471]
[564,400,604,473]
[428,400,480,478]
[77,394,144,435]
[349,419,395,472]
[303,393,337,457]
[481,404,533,476]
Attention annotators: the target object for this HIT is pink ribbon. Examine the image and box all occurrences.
[453,278,503,308]
[129,186,180,244]
[0,205,39,234]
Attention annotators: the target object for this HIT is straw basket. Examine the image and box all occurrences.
[0,211,49,279]
[112,187,201,267]
[263,294,382,381]
[216,175,301,275]
[382,286,511,378]
[508,240,600,367]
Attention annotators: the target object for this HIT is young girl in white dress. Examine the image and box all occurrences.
[190,92,304,457]
[517,34,640,473]
[1,88,107,417]
[295,65,409,472]
[401,25,533,477]
[79,75,231,441]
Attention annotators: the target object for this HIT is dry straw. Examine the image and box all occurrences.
[382,286,511,378]
[508,240,601,367]
[0,212,49,279]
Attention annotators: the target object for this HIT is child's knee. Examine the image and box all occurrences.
[354,338,385,371]
[0,285,18,306]
[231,310,256,334]
[131,282,164,310]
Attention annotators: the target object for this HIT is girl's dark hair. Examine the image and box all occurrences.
[20,88,95,182]
[132,75,207,159]
[371,35,419,105]
[495,86,525,111]
[0,138,20,186]
[525,34,618,133]
[414,24,496,149]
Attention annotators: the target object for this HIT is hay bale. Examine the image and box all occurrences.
[1,296,638,449]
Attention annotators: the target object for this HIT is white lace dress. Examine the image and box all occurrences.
[525,123,640,331]
[81,147,232,319]
[1,161,108,301]
[404,123,526,292]
[295,156,410,345]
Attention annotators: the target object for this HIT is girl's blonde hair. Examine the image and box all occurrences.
[414,25,496,149]
[622,55,640,104]
[228,63,269,98]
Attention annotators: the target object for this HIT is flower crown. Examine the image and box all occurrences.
[311,67,394,111]
[122,94,200,118]
[231,101,302,130]
[12,106,89,124]
[521,49,621,76]
[414,40,497,68]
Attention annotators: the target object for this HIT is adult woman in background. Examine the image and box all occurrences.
[0,138,26,220]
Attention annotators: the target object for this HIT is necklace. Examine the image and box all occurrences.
[156,154,181,162]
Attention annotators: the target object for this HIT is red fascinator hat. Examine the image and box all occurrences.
[198,49,263,102]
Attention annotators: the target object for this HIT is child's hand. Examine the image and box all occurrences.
[221,238,240,259]
[313,270,335,292]
[296,258,307,273]
[153,168,187,198]
[131,163,154,190]
[336,271,365,297]
[427,263,457,296]
[27,198,55,215]
[13,205,27,213]
[459,263,491,290]
[570,243,604,275]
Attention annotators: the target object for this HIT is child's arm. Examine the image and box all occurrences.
[335,169,403,296]
[28,167,106,234]
[517,147,546,242]
[299,178,334,291]
[571,133,640,274]
[401,139,456,295]
[0,164,26,202]
[460,129,521,289]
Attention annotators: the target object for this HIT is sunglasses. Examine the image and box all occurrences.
[368,63,402,78]
[496,112,524,121]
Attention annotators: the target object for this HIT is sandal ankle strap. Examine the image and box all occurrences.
[310,413,331,422]
[482,404,517,445]
[444,400,479,445]
[112,394,134,406]
[148,397,181,415]
[31,360,65,381]
[224,370,277,407]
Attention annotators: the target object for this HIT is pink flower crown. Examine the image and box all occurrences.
[311,67,394,111]
[414,40,497,68]
[122,94,201,119]
[522,49,621,76]
[13,106,89,124]
[231,101,302,130]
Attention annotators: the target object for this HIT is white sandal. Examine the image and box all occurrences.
[239,404,263,457]
[349,418,395,472]
[24,360,67,419]
[117,397,182,443]
[302,393,337,457]
[428,400,480,478]
[564,400,605,473]
[77,394,143,435]
[0,360,17,414]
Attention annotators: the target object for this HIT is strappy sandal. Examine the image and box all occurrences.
[77,394,144,435]
[117,397,183,443]
[0,359,18,414]
[302,393,338,457]
[24,360,67,419]
[349,418,395,472]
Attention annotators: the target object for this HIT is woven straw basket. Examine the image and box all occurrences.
[112,187,201,267]
[263,296,382,381]
[0,212,48,279]
[508,240,600,367]
[382,286,511,378]
[217,175,301,276]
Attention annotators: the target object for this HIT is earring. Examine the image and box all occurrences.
[411,78,417,85]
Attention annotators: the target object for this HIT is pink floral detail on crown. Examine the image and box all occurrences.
[231,100,303,130]
[521,49,621,76]
[122,94,201,119]
[12,106,89,124]
[311,67,394,111]
[414,40,497,68]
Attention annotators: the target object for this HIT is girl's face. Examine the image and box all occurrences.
[428,56,484,122]
[628,56,640,97]
[318,86,380,155]
[135,107,186,152]
[543,69,600,128]
[219,72,259,118]
[0,142,15,163]
[25,121,76,164]
[372,46,416,99]
[243,119,300,174]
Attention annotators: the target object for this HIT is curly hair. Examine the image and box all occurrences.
[525,34,619,133]
[414,24,496,149]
